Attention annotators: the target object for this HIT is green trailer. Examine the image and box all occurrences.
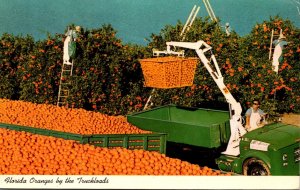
[127,104,231,148]
[0,123,167,154]
[127,104,300,176]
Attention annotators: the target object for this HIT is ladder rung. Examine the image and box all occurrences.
[58,91,69,94]
[58,95,67,98]
[60,76,71,79]
[59,89,69,91]
[60,82,71,85]
[62,69,72,72]
[58,95,68,98]
[58,91,68,94]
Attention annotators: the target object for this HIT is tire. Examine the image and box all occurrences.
[242,158,270,176]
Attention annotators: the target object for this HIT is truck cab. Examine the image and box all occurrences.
[217,122,300,175]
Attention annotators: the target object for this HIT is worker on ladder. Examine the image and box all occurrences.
[272,33,288,73]
[63,26,81,65]
[57,26,81,107]
[225,23,231,36]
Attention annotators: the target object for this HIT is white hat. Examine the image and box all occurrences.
[279,33,286,39]
[75,26,81,32]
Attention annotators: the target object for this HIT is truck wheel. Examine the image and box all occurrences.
[243,158,270,176]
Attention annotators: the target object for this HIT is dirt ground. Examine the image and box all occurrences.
[281,113,300,127]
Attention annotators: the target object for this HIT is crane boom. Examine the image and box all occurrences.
[166,40,247,156]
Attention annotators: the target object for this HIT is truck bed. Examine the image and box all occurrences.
[127,105,231,148]
[0,123,166,154]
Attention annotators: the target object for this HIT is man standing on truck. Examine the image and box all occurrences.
[245,100,266,132]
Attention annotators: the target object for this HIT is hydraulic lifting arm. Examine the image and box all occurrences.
[166,40,247,156]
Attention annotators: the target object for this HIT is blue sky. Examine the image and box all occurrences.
[0,0,299,44]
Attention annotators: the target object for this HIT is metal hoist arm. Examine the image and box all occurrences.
[166,40,242,118]
[166,40,246,156]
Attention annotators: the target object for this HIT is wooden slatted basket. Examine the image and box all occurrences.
[139,56,198,89]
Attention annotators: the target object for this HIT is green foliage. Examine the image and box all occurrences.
[146,16,300,115]
[0,34,34,99]
[16,35,63,104]
[0,16,299,116]
[65,25,149,115]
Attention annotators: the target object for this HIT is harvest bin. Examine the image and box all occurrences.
[0,123,166,154]
[127,105,231,148]
[139,56,198,88]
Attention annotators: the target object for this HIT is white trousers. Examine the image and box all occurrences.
[63,36,71,63]
[272,45,282,73]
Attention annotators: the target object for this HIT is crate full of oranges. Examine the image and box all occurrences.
[139,56,198,89]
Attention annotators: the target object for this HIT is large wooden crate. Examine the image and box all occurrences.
[139,56,198,88]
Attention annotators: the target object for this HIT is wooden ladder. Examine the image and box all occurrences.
[57,60,73,107]
[180,5,200,41]
[268,29,282,61]
[203,0,217,22]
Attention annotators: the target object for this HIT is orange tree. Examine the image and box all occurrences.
[146,17,243,110]
[0,16,299,116]
[67,24,149,115]
[0,34,34,99]
[236,16,300,114]
[16,35,62,104]
[0,25,149,115]
[145,16,300,115]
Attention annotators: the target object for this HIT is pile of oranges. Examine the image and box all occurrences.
[0,128,230,175]
[0,99,150,135]
[0,99,232,175]
[139,56,198,88]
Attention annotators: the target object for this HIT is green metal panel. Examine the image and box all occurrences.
[85,133,166,154]
[242,123,300,150]
[127,105,230,148]
[238,124,300,176]
[275,144,300,175]
[0,122,84,141]
[215,154,242,174]
[0,122,167,154]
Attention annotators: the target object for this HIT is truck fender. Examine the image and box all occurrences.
[241,151,271,168]
[241,151,271,175]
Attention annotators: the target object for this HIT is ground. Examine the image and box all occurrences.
[281,113,300,127]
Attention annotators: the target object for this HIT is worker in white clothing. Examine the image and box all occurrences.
[225,22,231,36]
[63,26,81,65]
[272,33,288,73]
[245,100,266,132]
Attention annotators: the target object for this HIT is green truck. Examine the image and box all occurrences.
[127,104,300,176]
[129,40,300,176]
